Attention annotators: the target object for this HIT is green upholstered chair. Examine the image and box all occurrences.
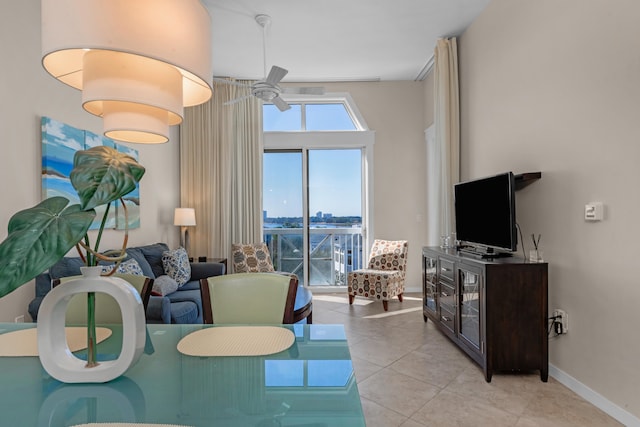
[199,272,298,324]
[231,242,313,324]
[53,273,153,324]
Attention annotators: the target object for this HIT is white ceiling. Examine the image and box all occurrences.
[202,0,491,82]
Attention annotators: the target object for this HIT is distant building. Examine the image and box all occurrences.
[323,213,333,220]
[315,211,322,219]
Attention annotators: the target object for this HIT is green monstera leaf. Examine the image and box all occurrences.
[0,197,95,298]
[71,146,146,211]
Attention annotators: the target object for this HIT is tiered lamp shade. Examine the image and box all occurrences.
[41,0,212,144]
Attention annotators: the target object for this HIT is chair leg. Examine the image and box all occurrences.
[349,294,355,305]
[383,300,389,311]
[398,293,403,302]
[307,312,312,324]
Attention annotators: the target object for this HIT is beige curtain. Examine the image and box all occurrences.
[180,80,263,262]
[431,37,461,243]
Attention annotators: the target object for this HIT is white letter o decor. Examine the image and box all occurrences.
[37,269,146,383]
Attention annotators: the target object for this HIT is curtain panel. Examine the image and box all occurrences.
[180,80,263,262]
[431,37,461,244]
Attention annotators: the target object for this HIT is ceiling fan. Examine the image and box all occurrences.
[213,14,324,112]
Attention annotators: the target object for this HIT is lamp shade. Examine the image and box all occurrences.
[174,208,196,227]
[41,0,212,144]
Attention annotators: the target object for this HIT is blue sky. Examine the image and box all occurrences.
[262,103,362,218]
[263,103,356,132]
[263,149,362,218]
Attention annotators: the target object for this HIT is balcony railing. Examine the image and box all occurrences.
[263,227,363,287]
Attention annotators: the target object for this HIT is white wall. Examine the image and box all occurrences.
[0,1,181,322]
[459,0,640,419]
[423,71,435,128]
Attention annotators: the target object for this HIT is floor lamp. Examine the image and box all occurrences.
[174,208,196,254]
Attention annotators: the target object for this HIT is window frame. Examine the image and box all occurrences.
[263,92,375,289]
[264,92,369,132]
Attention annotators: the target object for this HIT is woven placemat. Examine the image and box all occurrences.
[0,327,112,357]
[177,326,295,357]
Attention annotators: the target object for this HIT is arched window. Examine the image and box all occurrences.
[264,95,366,131]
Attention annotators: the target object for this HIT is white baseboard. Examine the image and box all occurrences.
[549,364,639,426]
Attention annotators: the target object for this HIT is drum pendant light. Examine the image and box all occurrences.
[41,0,212,144]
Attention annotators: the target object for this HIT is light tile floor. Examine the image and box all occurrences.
[312,293,622,427]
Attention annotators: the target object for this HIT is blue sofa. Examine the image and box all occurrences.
[28,243,225,324]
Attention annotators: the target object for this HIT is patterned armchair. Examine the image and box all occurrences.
[348,239,409,311]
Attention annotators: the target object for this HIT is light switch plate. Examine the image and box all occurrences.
[585,202,603,221]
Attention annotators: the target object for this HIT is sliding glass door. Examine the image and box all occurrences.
[263,151,304,278]
[263,149,364,287]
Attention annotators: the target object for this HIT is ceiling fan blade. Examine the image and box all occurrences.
[265,65,288,85]
[212,77,253,88]
[272,96,291,112]
[223,94,253,106]
[281,86,325,95]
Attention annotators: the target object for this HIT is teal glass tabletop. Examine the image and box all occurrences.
[0,323,365,427]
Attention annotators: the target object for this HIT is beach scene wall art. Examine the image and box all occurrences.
[41,116,141,230]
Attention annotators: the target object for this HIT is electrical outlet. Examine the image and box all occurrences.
[14,315,24,323]
[553,309,568,334]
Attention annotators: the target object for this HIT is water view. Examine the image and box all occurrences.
[263,215,363,287]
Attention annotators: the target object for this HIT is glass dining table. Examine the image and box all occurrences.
[0,323,366,427]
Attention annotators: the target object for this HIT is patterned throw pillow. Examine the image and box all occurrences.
[151,275,179,296]
[102,259,144,276]
[161,247,191,286]
[232,243,275,273]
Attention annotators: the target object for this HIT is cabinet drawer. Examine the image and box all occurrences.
[440,306,455,332]
[439,282,456,313]
[439,258,455,281]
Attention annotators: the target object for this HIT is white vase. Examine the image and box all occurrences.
[37,266,146,383]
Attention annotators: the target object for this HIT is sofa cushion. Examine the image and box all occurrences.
[152,275,179,296]
[167,288,203,323]
[124,247,155,278]
[170,301,199,324]
[102,258,144,276]
[138,243,171,278]
[49,257,85,279]
[146,295,171,324]
[178,280,201,291]
[162,247,191,286]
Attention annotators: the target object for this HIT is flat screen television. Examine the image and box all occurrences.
[454,171,517,256]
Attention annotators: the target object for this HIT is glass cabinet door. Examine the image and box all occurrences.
[458,266,482,351]
[423,254,437,314]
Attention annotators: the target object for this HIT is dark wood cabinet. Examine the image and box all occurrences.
[422,246,548,382]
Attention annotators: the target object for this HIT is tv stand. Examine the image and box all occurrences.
[422,246,548,382]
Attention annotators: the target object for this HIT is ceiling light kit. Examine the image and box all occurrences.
[41,0,213,144]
